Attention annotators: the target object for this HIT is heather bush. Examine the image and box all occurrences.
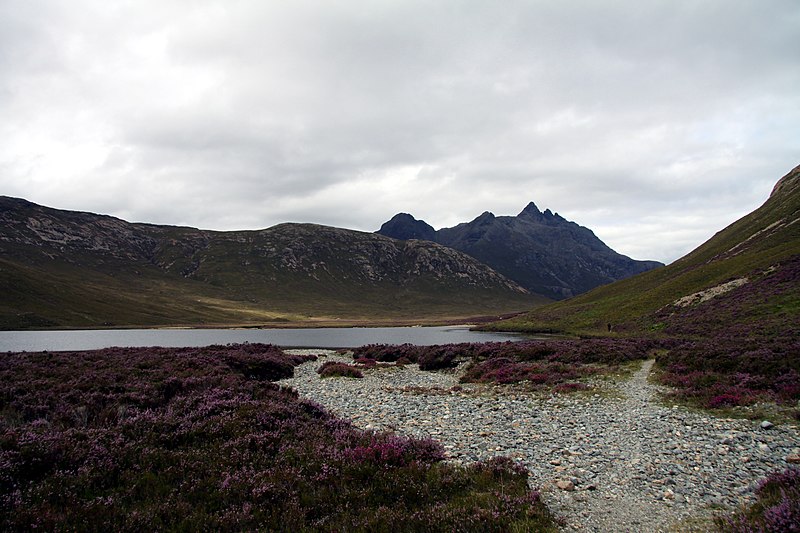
[352,338,659,389]
[462,358,596,387]
[353,356,378,368]
[0,344,555,531]
[352,343,474,369]
[717,467,800,532]
[655,336,800,408]
[655,256,800,340]
[317,361,364,379]
[418,345,462,370]
[223,343,316,381]
[352,357,395,370]
[351,343,424,363]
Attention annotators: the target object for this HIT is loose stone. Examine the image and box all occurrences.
[280,352,800,533]
[557,480,576,491]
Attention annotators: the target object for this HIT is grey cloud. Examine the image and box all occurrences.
[1,0,798,264]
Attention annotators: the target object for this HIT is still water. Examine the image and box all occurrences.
[0,326,527,352]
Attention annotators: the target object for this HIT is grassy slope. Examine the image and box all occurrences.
[0,213,546,329]
[166,225,547,320]
[486,164,800,336]
[0,256,300,329]
[0,254,545,329]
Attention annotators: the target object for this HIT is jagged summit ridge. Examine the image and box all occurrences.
[377,202,662,300]
[519,201,540,216]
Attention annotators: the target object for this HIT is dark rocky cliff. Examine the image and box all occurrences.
[378,213,437,242]
[377,202,662,300]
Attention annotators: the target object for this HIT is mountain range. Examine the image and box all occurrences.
[22,166,792,333]
[485,164,800,337]
[377,203,662,299]
[0,197,547,329]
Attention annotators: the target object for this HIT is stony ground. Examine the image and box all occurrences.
[280,352,800,532]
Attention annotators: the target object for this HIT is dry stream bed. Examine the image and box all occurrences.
[281,352,800,532]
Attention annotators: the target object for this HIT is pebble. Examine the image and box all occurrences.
[281,352,800,532]
[557,480,576,491]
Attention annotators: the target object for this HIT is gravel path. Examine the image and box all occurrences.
[280,352,800,532]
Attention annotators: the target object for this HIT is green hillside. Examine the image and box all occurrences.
[486,164,800,336]
[0,198,545,329]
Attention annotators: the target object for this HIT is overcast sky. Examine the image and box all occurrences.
[1,1,798,264]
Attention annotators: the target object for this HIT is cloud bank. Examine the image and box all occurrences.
[1,0,798,263]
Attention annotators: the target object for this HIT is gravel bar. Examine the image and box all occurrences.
[280,351,800,532]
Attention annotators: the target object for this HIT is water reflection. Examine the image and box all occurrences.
[0,326,527,352]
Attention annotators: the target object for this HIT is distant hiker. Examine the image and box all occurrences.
[607,323,612,332]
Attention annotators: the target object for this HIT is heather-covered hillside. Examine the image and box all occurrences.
[487,164,800,337]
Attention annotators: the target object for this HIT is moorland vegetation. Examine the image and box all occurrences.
[3,165,798,530]
[0,344,556,531]
[341,166,800,529]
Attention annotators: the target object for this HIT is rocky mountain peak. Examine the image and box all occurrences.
[518,202,542,219]
[473,211,496,224]
[377,213,436,242]
[377,202,663,300]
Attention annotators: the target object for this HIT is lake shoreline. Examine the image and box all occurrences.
[0,325,535,353]
[1,311,528,333]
